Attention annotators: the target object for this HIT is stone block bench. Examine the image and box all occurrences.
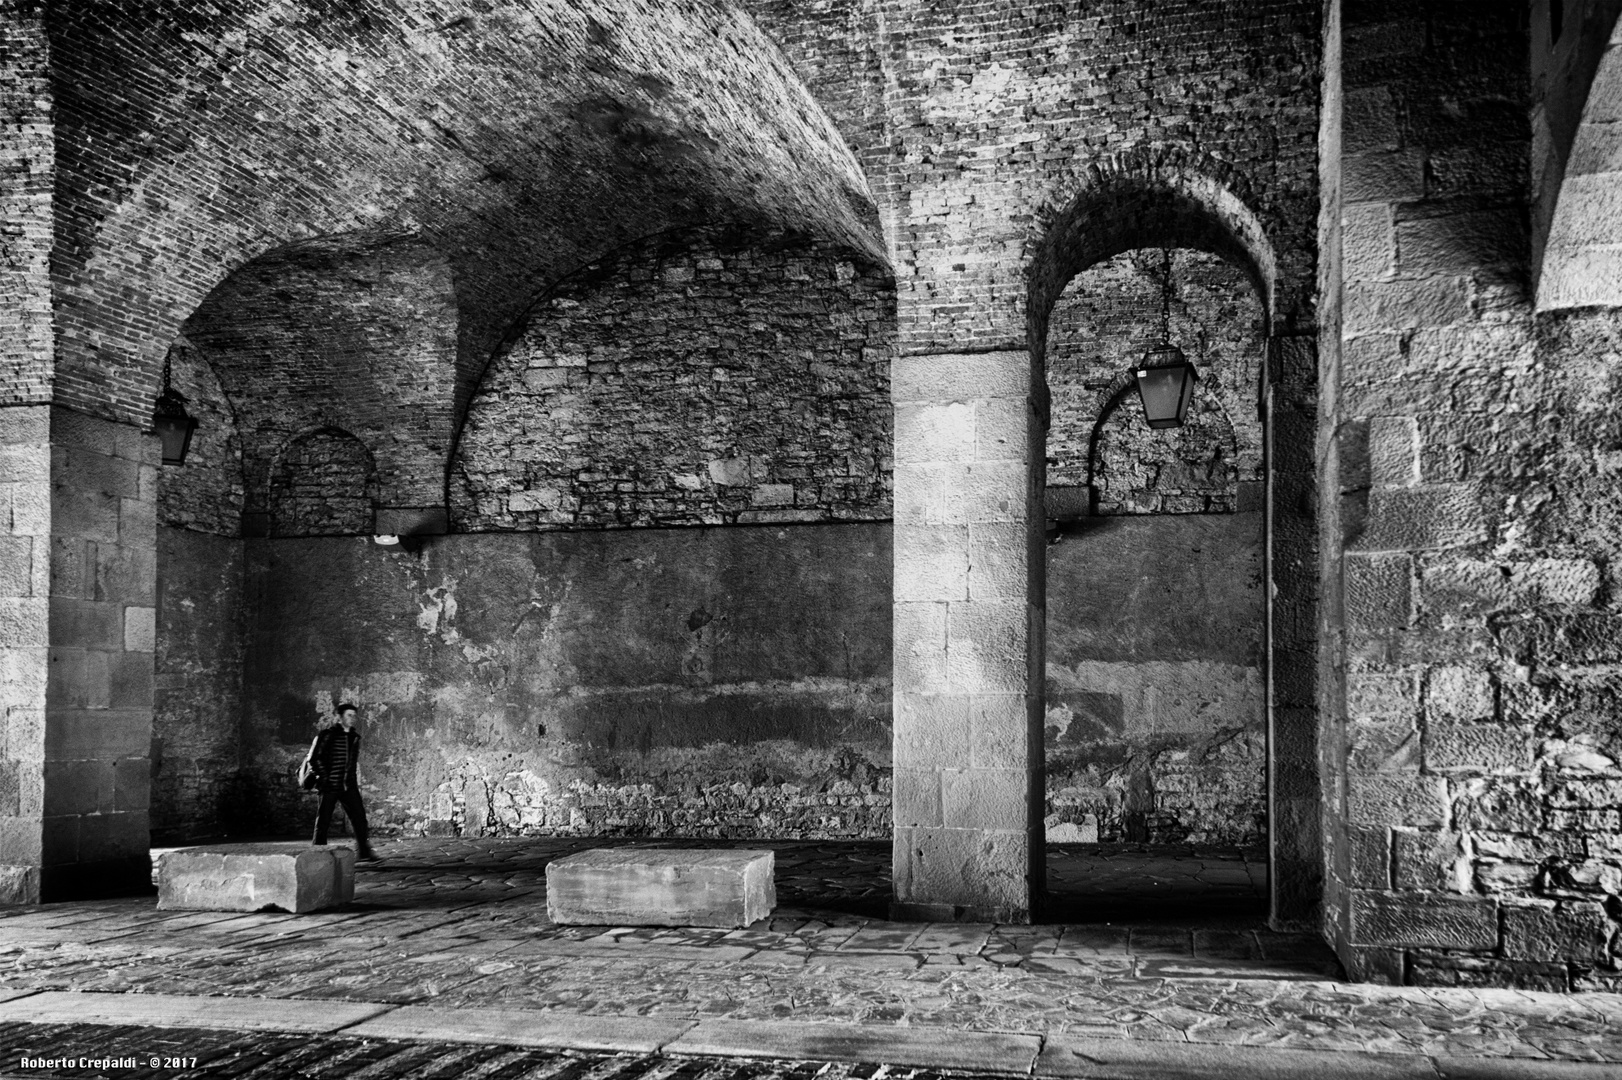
[156,843,356,913]
[546,848,775,928]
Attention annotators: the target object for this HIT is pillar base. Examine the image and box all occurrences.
[890,899,1033,924]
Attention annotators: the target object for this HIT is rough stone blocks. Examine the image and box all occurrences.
[545,847,775,928]
[156,843,356,913]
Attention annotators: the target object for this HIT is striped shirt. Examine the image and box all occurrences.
[322,729,358,789]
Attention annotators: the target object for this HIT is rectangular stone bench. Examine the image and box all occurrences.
[546,848,775,928]
[156,843,356,913]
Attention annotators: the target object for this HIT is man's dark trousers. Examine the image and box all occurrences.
[313,788,371,847]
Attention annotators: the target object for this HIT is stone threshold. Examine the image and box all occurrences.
[0,989,1611,1079]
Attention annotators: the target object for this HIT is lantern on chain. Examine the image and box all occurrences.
[152,354,198,466]
[1133,248,1198,429]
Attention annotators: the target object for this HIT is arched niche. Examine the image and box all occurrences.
[267,428,379,538]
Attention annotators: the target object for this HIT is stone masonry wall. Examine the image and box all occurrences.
[152,527,242,843]
[1046,513,1265,846]
[1047,249,1266,515]
[43,409,156,899]
[237,526,892,841]
[1326,1,1622,990]
[0,5,51,407]
[452,226,895,530]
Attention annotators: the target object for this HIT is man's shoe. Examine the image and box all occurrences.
[357,849,381,863]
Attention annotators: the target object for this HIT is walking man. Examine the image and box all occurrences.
[309,702,379,862]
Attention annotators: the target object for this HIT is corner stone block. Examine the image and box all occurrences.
[1367,416,1420,487]
[966,522,1026,601]
[545,847,774,928]
[892,767,943,828]
[1351,890,1498,950]
[1502,902,1611,963]
[1425,666,1495,722]
[891,352,1027,406]
[1423,723,1531,772]
[894,402,976,464]
[893,824,1030,921]
[1345,670,1418,720]
[1346,772,1449,829]
[893,525,969,602]
[892,463,948,526]
[893,693,970,768]
[1344,552,1413,631]
[1354,485,1486,553]
[941,768,1028,832]
[943,460,1027,524]
[158,844,357,913]
[969,693,1029,770]
[892,602,948,693]
[946,600,1029,695]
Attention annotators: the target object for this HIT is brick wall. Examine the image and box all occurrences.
[753,0,1321,350]
[1047,249,1266,514]
[46,0,882,431]
[177,240,455,530]
[0,5,51,407]
[452,225,895,531]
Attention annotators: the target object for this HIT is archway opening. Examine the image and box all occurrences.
[1042,247,1269,925]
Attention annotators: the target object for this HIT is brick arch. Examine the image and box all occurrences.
[47,0,886,428]
[1026,151,1281,368]
[1537,2,1622,310]
[267,427,379,537]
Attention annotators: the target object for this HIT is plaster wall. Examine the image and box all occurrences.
[234,526,893,840]
[1046,513,1265,846]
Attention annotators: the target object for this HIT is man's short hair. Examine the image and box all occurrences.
[336,702,358,715]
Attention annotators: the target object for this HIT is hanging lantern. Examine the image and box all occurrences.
[152,355,198,466]
[1133,248,1198,430]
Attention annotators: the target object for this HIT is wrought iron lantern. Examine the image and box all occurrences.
[152,354,198,466]
[1134,248,1198,429]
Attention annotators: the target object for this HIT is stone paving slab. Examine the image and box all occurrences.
[0,990,391,1033]
[346,1004,698,1052]
[1038,1035,1439,1079]
[667,1018,1044,1072]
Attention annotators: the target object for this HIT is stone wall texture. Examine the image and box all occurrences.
[1046,513,1265,846]
[153,528,243,844]
[1046,249,1266,515]
[235,527,893,841]
[452,225,896,531]
[1323,0,1622,991]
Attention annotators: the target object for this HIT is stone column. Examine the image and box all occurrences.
[891,351,1044,924]
[0,406,51,903]
[42,408,157,899]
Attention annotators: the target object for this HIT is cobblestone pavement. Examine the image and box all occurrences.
[0,838,1617,1070]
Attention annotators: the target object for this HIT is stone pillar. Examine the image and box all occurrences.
[0,406,51,903]
[41,407,157,899]
[891,351,1044,924]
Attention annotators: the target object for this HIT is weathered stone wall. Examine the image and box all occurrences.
[452,225,895,531]
[1324,0,1622,990]
[0,5,52,408]
[153,527,242,844]
[1046,513,1265,846]
[1046,249,1266,514]
[236,526,893,840]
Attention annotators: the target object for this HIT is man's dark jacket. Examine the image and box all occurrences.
[309,726,361,793]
